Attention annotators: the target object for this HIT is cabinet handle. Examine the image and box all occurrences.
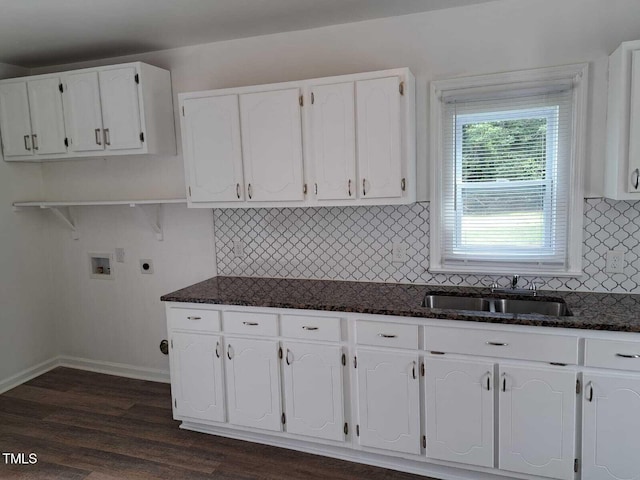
[616,353,640,358]
[501,373,507,392]
[286,349,293,365]
[633,168,640,190]
[302,326,318,331]
[486,341,508,346]
[378,333,397,338]
[587,381,594,402]
[412,361,416,379]
[187,316,201,320]
[32,134,38,150]
[95,128,102,145]
[314,183,318,195]
[348,179,352,197]
[484,372,492,391]
[24,135,31,151]
[247,184,252,199]
[242,321,259,326]
[215,342,221,358]
[362,178,367,196]
[236,183,240,199]
[104,128,111,146]
[227,344,233,360]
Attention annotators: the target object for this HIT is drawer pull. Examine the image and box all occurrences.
[378,333,397,338]
[187,316,201,321]
[302,326,319,331]
[486,341,508,346]
[616,353,640,358]
[242,321,259,326]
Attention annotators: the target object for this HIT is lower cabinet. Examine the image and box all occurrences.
[582,373,640,480]
[425,357,495,468]
[356,349,420,454]
[225,338,282,432]
[170,332,225,423]
[282,342,345,442]
[499,365,577,480]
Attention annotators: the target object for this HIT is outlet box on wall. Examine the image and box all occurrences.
[606,250,625,274]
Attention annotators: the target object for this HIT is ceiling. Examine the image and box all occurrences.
[0,0,496,68]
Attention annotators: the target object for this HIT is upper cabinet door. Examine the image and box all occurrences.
[27,77,67,155]
[98,66,143,151]
[182,95,245,203]
[356,349,420,455]
[583,374,640,480]
[356,77,402,199]
[426,358,495,468]
[62,71,105,152]
[309,82,356,201]
[0,82,33,157]
[499,365,577,480]
[240,88,304,201]
[628,50,640,193]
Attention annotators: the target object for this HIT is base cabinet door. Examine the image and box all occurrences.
[282,342,344,441]
[583,373,640,480]
[356,350,420,455]
[499,365,577,480]
[225,338,282,432]
[426,358,494,468]
[170,332,225,423]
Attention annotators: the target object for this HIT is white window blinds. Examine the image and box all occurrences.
[430,66,587,275]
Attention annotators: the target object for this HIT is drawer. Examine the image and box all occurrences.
[585,339,640,371]
[281,314,342,342]
[357,320,418,349]
[424,326,578,365]
[168,307,221,332]
[223,311,279,336]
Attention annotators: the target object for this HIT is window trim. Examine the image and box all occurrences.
[429,64,588,276]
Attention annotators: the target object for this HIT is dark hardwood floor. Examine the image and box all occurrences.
[0,367,431,479]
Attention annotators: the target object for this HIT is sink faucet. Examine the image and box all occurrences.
[490,275,537,296]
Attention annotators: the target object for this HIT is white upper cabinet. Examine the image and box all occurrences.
[425,357,495,468]
[26,77,67,155]
[356,76,403,199]
[605,40,640,199]
[499,365,577,480]
[179,68,415,208]
[0,62,176,162]
[62,71,105,152]
[240,88,304,202]
[0,81,33,157]
[308,82,356,201]
[181,95,244,203]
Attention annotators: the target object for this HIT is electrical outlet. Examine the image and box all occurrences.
[233,240,245,259]
[115,248,125,263]
[392,242,409,263]
[606,250,625,274]
[140,259,154,274]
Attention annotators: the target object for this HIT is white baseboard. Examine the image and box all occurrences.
[0,356,170,394]
[0,357,60,394]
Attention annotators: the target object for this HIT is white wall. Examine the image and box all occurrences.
[18,0,640,375]
[0,63,58,388]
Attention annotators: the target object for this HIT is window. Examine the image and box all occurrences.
[430,65,588,275]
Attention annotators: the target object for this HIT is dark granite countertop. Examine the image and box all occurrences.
[161,276,640,333]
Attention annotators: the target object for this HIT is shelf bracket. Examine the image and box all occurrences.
[131,203,164,241]
[43,206,79,240]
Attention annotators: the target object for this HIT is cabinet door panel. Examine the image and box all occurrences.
[499,365,576,480]
[356,76,402,199]
[225,338,282,432]
[309,82,356,200]
[27,77,67,155]
[99,67,142,150]
[183,95,244,202]
[283,342,344,442]
[240,88,304,201]
[170,333,225,423]
[628,50,640,193]
[426,358,494,468]
[357,350,420,454]
[62,71,105,152]
[0,82,33,157]
[583,374,640,480]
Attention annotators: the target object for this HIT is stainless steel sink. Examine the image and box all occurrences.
[423,295,491,311]
[493,299,570,316]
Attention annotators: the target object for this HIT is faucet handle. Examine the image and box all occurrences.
[529,281,538,295]
[511,275,520,288]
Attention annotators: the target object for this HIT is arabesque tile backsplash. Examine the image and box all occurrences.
[213,198,640,294]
